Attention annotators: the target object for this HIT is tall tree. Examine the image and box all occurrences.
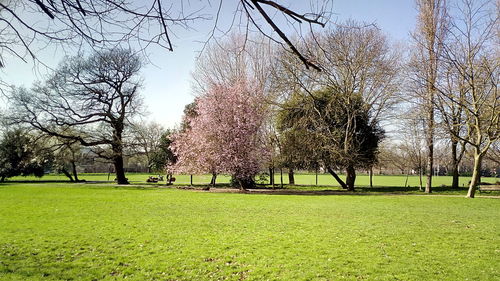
[274,21,399,190]
[410,0,448,193]
[190,34,278,185]
[6,48,143,184]
[435,0,499,198]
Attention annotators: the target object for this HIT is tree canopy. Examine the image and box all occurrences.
[171,79,268,189]
[278,88,384,190]
[0,129,52,182]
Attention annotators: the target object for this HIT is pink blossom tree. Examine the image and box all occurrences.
[170,79,268,189]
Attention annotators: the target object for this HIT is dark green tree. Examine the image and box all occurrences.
[0,130,53,182]
[150,131,177,173]
[278,88,384,191]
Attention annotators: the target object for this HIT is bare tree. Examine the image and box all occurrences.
[399,113,427,189]
[129,121,168,173]
[0,0,330,83]
[6,48,143,184]
[377,142,408,175]
[192,34,276,95]
[409,0,449,194]
[51,138,83,182]
[435,56,467,189]
[436,0,499,198]
[484,141,500,166]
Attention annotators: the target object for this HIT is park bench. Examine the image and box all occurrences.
[478,184,500,193]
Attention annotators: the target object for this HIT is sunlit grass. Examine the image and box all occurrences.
[0,183,499,280]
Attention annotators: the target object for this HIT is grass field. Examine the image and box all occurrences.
[0,183,499,280]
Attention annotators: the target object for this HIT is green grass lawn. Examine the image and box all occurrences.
[0,183,499,280]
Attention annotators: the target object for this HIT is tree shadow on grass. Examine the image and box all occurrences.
[356,185,470,193]
[1,180,73,183]
[204,184,499,196]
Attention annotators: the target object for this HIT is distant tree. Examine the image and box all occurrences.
[171,80,268,189]
[179,101,199,132]
[149,130,176,173]
[377,143,409,175]
[398,115,427,189]
[51,139,83,182]
[0,129,52,182]
[485,141,500,166]
[6,48,144,184]
[130,121,174,173]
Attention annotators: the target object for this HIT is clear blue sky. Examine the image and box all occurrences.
[3,0,417,129]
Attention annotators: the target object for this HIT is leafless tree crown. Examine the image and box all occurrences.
[0,0,331,71]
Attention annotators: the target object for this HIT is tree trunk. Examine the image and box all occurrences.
[190,175,193,186]
[419,168,423,191]
[327,167,348,189]
[280,168,283,188]
[146,154,153,174]
[113,154,128,184]
[288,168,295,185]
[112,126,128,184]
[369,167,373,188]
[450,139,459,189]
[237,177,255,190]
[61,168,74,182]
[210,173,217,187]
[345,165,356,191]
[466,152,483,198]
[269,167,274,186]
[425,120,434,193]
[315,167,318,186]
[0,175,5,182]
[71,161,79,182]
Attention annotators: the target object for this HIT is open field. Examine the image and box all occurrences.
[0,183,499,280]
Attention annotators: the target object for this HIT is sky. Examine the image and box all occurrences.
[2,0,418,129]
